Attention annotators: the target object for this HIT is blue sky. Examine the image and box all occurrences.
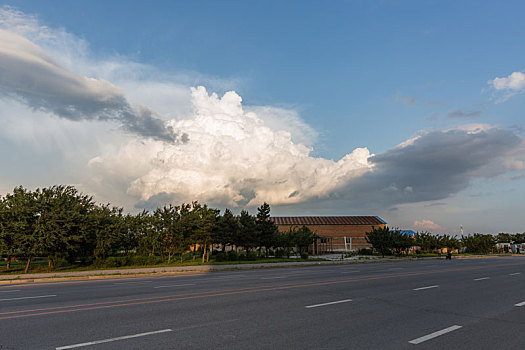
[1,1,524,234]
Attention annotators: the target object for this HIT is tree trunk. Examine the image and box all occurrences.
[206,248,210,262]
[168,251,172,264]
[180,253,183,264]
[24,256,32,273]
[201,244,206,263]
[48,258,54,271]
[193,244,196,260]
[6,256,11,270]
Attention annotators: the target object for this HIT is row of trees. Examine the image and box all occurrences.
[0,186,318,272]
[366,227,503,256]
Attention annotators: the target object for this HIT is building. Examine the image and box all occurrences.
[395,230,417,237]
[271,216,387,253]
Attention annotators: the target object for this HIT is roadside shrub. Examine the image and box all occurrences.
[300,252,309,260]
[227,251,239,261]
[246,251,258,261]
[103,257,121,268]
[274,249,285,258]
[238,252,247,261]
[119,256,132,266]
[358,248,373,255]
[147,255,159,265]
[215,252,228,262]
[415,249,422,255]
[267,249,275,257]
[131,255,148,266]
[54,258,70,268]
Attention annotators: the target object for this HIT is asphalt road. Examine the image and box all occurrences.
[1,257,524,349]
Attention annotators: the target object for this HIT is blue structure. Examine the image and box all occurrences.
[391,229,417,237]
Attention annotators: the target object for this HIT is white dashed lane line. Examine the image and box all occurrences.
[154,283,196,289]
[509,272,521,276]
[0,294,56,302]
[408,325,462,345]
[413,285,439,291]
[514,301,525,307]
[56,329,173,349]
[305,299,352,309]
[473,277,490,281]
[113,281,152,286]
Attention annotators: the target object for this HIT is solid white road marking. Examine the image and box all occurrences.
[474,277,490,281]
[514,301,525,307]
[413,285,439,291]
[56,329,173,349]
[261,276,285,280]
[509,272,521,276]
[408,325,462,344]
[305,299,352,308]
[154,283,196,288]
[0,289,20,293]
[340,270,360,273]
[0,294,56,301]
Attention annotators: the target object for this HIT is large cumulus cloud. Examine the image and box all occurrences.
[88,87,372,208]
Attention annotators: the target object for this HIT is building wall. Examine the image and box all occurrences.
[277,223,386,252]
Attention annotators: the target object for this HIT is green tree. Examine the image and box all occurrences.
[462,233,495,254]
[238,210,257,253]
[391,230,414,255]
[366,226,393,257]
[256,202,278,257]
[215,208,238,251]
[292,225,318,255]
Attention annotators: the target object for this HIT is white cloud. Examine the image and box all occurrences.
[490,71,525,90]
[412,220,445,232]
[88,87,372,208]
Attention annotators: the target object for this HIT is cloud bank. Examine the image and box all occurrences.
[0,25,177,141]
[1,6,524,218]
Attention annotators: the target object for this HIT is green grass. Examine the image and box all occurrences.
[0,256,327,275]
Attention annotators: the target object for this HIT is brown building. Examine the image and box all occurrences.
[271,216,387,253]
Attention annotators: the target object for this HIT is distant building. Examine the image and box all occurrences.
[393,230,417,237]
[511,243,525,254]
[271,216,387,253]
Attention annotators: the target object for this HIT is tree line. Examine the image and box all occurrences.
[0,186,318,272]
[366,227,515,256]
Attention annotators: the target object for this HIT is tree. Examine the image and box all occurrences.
[256,203,278,256]
[1,187,41,272]
[366,226,393,257]
[292,225,318,255]
[391,230,413,255]
[415,232,439,252]
[34,186,95,270]
[462,234,495,254]
[215,208,238,251]
[238,210,257,252]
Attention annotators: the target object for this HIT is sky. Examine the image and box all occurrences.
[0,0,524,234]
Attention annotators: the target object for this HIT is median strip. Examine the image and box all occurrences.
[413,285,439,291]
[55,329,173,349]
[0,294,56,302]
[305,299,352,308]
[408,325,462,344]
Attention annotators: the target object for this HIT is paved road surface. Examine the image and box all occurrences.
[1,257,524,349]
